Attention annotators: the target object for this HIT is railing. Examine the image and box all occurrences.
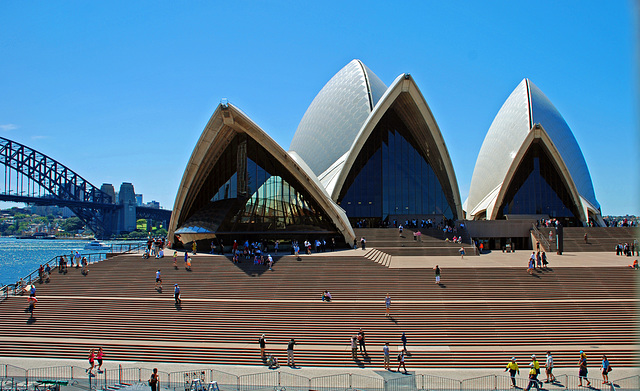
[95,366,164,391]
[610,374,640,390]
[1,364,638,391]
[0,242,146,303]
[531,223,555,252]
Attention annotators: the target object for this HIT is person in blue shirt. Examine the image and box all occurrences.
[174,284,181,305]
[601,355,610,385]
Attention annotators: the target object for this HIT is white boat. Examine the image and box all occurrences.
[84,240,111,250]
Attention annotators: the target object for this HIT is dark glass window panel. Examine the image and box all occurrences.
[497,143,579,222]
[338,109,457,223]
[179,134,339,235]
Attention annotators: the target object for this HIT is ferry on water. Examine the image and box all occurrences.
[84,240,111,250]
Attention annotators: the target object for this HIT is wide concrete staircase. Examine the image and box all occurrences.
[354,228,474,257]
[562,227,639,252]
[0,253,636,368]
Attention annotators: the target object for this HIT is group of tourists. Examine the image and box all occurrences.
[56,252,89,275]
[616,242,637,256]
[144,237,165,259]
[604,217,637,227]
[527,251,548,274]
[536,218,560,228]
[504,351,611,389]
[258,335,296,368]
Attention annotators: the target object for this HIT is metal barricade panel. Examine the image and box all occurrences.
[209,369,239,391]
[460,375,496,390]
[350,373,384,391]
[279,372,309,391]
[385,373,418,391]
[564,374,606,391]
[611,375,640,391]
[238,371,278,391]
[310,373,350,391]
[419,374,461,391]
[1,365,27,380]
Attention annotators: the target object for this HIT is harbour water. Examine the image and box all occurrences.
[0,237,142,286]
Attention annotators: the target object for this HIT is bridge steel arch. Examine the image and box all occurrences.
[0,136,117,237]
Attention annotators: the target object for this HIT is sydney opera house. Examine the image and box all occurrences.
[168,60,601,247]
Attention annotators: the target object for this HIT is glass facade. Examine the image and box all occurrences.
[177,134,337,235]
[337,109,455,222]
[497,143,580,222]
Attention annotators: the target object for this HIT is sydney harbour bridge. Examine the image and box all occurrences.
[0,136,171,238]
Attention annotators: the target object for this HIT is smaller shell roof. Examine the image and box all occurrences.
[466,78,600,217]
[289,59,387,176]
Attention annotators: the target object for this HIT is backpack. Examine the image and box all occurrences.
[397,353,402,361]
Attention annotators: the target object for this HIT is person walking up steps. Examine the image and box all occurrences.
[396,349,408,374]
[357,328,367,354]
[155,270,162,291]
[434,265,441,284]
[259,334,266,359]
[174,284,181,305]
[351,336,357,360]
[385,294,391,317]
[383,342,390,370]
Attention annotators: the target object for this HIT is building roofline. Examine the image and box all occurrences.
[168,103,356,244]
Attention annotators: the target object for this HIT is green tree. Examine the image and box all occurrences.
[127,230,147,239]
[154,228,168,237]
[62,217,84,233]
[136,219,148,231]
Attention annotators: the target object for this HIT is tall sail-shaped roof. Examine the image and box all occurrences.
[466,78,600,219]
[289,59,387,176]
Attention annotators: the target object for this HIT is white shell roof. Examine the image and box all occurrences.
[289,59,387,176]
[466,79,599,217]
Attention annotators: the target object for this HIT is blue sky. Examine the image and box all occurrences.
[0,1,637,215]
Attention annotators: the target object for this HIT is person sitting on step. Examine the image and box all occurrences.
[322,290,332,302]
[266,354,279,369]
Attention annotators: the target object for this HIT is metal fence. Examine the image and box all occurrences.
[611,375,640,390]
[0,365,27,381]
[417,374,463,391]
[0,377,26,391]
[0,364,638,391]
[25,366,72,382]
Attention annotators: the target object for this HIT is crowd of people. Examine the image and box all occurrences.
[604,217,637,227]
[526,251,549,274]
[616,242,638,256]
[144,237,166,259]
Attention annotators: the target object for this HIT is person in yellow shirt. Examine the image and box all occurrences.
[530,355,541,389]
[525,364,541,390]
[504,357,519,388]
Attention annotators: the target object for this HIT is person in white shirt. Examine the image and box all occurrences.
[545,351,556,383]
